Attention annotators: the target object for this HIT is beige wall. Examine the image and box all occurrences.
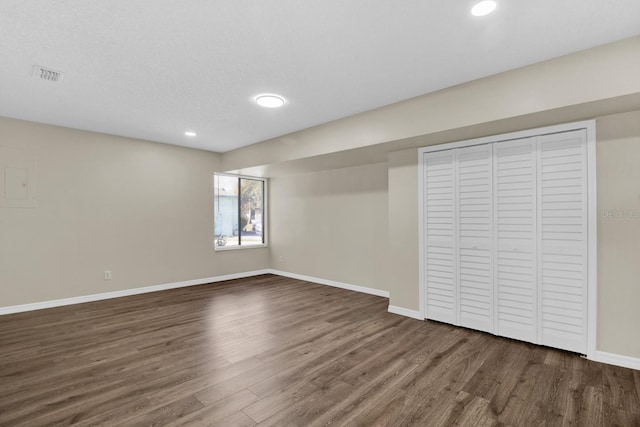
[387,149,419,309]
[269,162,389,293]
[0,118,269,307]
[595,110,640,358]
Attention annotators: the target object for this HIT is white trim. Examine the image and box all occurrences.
[585,121,598,360]
[418,120,596,154]
[268,269,390,298]
[1,269,389,316]
[388,305,423,320]
[0,270,271,315]
[214,244,268,251]
[214,171,266,181]
[417,148,426,319]
[592,351,640,371]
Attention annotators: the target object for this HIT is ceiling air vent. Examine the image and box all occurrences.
[32,66,64,82]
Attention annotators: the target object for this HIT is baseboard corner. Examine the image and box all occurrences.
[388,305,423,320]
[268,269,390,298]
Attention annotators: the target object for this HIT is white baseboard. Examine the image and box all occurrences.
[0,269,272,316]
[592,351,640,371]
[267,269,390,298]
[0,269,388,316]
[388,305,423,320]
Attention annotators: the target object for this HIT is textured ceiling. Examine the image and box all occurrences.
[1,1,639,153]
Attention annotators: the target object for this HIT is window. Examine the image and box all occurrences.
[214,173,266,249]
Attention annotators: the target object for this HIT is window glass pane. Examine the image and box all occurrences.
[214,175,239,247]
[214,174,265,249]
[239,178,264,246]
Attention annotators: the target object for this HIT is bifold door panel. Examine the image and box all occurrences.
[422,129,589,354]
[424,150,457,325]
[456,144,493,333]
[494,138,537,344]
[538,131,588,353]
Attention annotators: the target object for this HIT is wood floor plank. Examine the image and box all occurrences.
[635,369,640,406]
[125,395,205,426]
[242,379,319,423]
[313,326,489,426]
[1,274,638,426]
[494,348,548,425]
[165,389,259,426]
[256,380,355,427]
[220,411,258,427]
[317,357,415,426]
[443,392,501,427]
[608,409,640,426]
[392,336,498,426]
[603,364,640,413]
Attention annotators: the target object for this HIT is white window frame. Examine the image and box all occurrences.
[214,172,268,251]
[418,119,597,360]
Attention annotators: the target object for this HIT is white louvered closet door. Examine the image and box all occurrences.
[457,144,493,333]
[537,130,588,354]
[422,126,590,355]
[493,139,538,343]
[424,150,457,324]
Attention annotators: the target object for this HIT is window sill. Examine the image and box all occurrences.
[214,244,268,252]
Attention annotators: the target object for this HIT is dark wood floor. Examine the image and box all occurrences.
[1,275,639,426]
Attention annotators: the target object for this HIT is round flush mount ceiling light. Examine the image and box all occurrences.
[471,0,497,16]
[184,131,197,137]
[255,94,286,108]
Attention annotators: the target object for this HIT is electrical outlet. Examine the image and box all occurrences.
[104,270,112,280]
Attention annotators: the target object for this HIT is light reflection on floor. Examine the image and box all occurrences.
[204,290,275,364]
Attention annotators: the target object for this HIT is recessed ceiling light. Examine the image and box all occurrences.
[471,1,497,16]
[184,131,197,137]
[255,94,286,108]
